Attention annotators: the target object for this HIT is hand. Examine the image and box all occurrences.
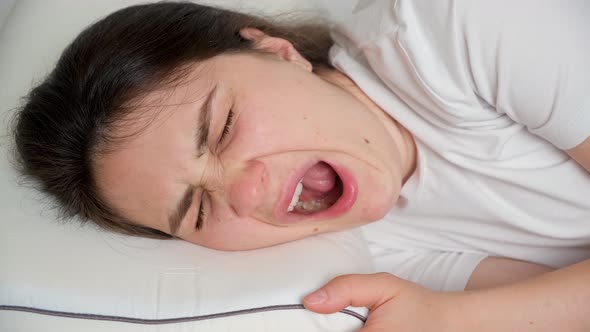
[303,273,459,332]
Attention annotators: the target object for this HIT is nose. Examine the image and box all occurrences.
[227,160,268,217]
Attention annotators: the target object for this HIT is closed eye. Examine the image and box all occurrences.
[218,109,234,144]
[195,197,206,231]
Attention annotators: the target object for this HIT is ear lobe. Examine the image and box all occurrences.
[239,28,313,72]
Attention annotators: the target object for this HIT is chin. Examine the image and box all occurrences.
[356,190,397,222]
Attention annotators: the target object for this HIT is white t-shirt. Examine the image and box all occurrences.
[330,0,590,291]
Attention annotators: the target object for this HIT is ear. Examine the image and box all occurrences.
[239,28,313,72]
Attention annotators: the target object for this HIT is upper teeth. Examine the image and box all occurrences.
[287,180,303,212]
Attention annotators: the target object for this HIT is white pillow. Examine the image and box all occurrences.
[0,1,372,331]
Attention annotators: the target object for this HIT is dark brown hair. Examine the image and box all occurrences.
[11,1,333,238]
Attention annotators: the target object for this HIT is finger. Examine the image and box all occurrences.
[303,273,401,314]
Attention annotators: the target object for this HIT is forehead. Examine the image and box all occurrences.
[93,66,215,230]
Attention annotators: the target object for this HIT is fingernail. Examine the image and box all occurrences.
[304,289,328,304]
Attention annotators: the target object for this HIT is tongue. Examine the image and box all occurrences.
[301,162,337,194]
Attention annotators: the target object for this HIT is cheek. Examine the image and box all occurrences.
[224,115,293,157]
[231,106,332,155]
[183,213,267,250]
[183,224,249,250]
[190,230,268,251]
[186,215,316,251]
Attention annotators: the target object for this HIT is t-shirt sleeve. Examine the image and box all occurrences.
[460,0,590,149]
[369,247,488,292]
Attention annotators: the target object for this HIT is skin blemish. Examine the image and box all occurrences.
[364,138,370,144]
[303,116,308,120]
[313,227,319,233]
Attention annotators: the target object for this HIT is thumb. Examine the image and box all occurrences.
[303,273,401,314]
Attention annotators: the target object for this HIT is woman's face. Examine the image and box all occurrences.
[95,51,406,250]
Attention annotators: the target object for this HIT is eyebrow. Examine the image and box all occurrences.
[168,186,194,236]
[167,85,217,235]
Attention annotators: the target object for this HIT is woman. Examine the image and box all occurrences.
[12,1,590,330]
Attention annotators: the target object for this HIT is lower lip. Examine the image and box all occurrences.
[277,162,358,224]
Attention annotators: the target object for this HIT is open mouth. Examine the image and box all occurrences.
[278,161,356,223]
[287,162,343,214]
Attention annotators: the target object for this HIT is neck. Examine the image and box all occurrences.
[317,68,417,184]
